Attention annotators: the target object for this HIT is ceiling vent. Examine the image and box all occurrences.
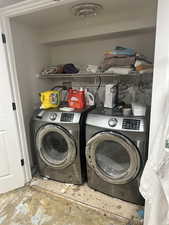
[72,3,103,18]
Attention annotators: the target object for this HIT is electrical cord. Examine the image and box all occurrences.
[94,74,102,107]
[95,74,102,95]
[51,85,67,90]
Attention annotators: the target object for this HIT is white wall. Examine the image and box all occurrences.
[50,29,155,66]
[10,21,53,167]
[38,1,156,45]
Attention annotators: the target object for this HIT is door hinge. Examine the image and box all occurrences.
[1,33,6,44]
[21,159,24,166]
[12,102,16,111]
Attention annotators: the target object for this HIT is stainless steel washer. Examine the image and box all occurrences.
[85,107,149,205]
[31,107,93,184]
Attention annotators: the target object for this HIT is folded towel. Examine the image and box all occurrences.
[100,56,135,72]
[111,46,136,56]
[104,67,133,75]
[104,53,135,59]
[135,59,153,73]
[139,68,153,74]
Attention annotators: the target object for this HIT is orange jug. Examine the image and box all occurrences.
[67,88,86,109]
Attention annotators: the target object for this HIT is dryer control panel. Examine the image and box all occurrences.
[87,114,145,132]
[122,119,140,130]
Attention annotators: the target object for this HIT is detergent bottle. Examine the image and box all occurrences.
[40,88,62,109]
[85,89,95,106]
[67,88,86,109]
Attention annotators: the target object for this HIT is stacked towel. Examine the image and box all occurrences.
[100,46,136,74]
[100,46,153,75]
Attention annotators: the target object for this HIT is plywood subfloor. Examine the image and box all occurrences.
[31,177,143,225]
[0,186,124,225]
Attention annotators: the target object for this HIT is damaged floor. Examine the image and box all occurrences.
[0,178,143,225]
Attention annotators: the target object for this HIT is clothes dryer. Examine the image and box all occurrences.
[85,107,149,204]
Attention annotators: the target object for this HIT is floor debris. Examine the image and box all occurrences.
[0,178,144,225]
[31,177,143,224]
[0,186,127,225]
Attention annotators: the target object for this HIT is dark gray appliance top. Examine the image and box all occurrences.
[86,107,146,133]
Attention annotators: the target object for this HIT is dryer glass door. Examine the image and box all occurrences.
[86,131,141,184]
[36,124,76,169]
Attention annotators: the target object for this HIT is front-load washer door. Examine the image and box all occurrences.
[86,131,141,184]
[36,124,76,169]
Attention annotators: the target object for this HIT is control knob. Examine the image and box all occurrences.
[108,118,118,127]
[49,112,57,121]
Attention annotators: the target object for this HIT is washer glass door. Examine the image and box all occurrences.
[36,124,76,168]
[86,131,141,184]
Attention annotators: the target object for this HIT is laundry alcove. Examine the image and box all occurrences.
[8,0,157,171]
[2,0,169,224]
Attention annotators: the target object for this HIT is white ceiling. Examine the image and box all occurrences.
[12,0,157,30]
[0,0,24,8]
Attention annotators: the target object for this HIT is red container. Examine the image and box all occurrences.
[67,88,86,109]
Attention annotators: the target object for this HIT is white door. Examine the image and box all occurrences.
[0,31,25,193]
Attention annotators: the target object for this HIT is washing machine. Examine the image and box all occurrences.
[31,107,93,184]
[85,107,149,205]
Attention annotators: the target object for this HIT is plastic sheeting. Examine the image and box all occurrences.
[139,0,169,224]
[140,59,169,225]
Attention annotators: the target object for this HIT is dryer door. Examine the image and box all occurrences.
[86,131,141,184]
[36,124,76,169]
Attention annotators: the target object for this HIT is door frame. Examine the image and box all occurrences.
[0,16,32,183]
[0,1,163,224]
[0,0,81,185]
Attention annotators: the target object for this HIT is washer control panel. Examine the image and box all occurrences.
[60,113,74,122]
[122,119,140,130]
[35,110,81,123]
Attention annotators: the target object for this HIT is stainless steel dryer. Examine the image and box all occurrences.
[85,107,149,205]
[31,107,93,184]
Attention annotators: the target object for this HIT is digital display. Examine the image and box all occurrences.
[61,113,74,122]
[122,119,140,130]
